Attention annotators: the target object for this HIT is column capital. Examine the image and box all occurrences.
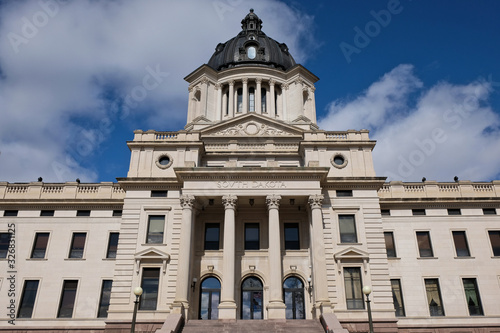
[269,79,276,86]
[242,78,248,84]
[180,194,195,209]
[222,195,238,209]
[266,194,282,210]
[308,194,324,209]
[256,77,262,84]
[229,80,235,86]
[215,83,221,90]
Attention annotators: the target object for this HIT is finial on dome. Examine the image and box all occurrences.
[242,8,262,32]
[250,8,254,13]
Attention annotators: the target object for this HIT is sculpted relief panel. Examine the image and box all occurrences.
[212,121,295,136]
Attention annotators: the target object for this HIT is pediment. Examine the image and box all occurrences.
[333,247,370,260]
[134,248,170,273]
[201,113,304,138]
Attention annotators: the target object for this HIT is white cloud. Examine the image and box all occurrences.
[319,64,500,182]
[0,0,316,182]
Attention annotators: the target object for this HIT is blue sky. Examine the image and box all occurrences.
[1,0,499,183]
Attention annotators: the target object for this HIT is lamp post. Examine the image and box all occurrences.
[130,286,143,333]
[362,286,374,333]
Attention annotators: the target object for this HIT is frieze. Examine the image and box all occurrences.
[213,121,293,136]
[217,181,286,189]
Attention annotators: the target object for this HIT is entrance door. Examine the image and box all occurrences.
[241,277,263,319]
[199,277,221,320]
[283,277,305,319]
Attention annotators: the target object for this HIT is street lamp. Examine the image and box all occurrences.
[130,286,143,333]
[362,286,374,333]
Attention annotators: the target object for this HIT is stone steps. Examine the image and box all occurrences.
[181,319,325,333]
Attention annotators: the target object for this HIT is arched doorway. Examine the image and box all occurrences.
[199,277,221,320]
[283,276,305,319]
[241,276,263,319]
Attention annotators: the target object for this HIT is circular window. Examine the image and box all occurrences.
[331,154,348,169]
[155,153,173,169]
[247,46,256,59]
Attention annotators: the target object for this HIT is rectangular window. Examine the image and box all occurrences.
[249,88,255,112]
[31,232,50,259]
[76,210,90,217]
[204,223,220,250]
[40,210,54,216]
[336,190,353,197]
[416,231,434,257]
[0,233,11,259]
[412,209,426,216]
[344,267,363,309]
[463,278,483,316]
[447,208,461,215]
[381,209,391,216]
[425,279,444,316]
[4,210,18,216]
[97,280,113,318]
[339,215,357,243]
[390,279,405,317]
[146,216,165,244]
[452,231,471,257]
[140,268,160,310]
[284,223,300,250]
[237,88,243,113]
[17,280,39,318]
[488,230,500,256]
[57,280,78,318]
[384,232,397,258]
[69,233,86,259]
[483,208,496,215]
[261,88,267,113]
[151,190,168,197]
[245,223,260,250]
[106,233,119,258]
[112,210,122,217]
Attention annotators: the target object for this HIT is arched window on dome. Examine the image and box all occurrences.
[261,88,267,113]
[237,88,243,113]
[249,87,255,112]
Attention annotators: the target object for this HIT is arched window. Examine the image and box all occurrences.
[283,277,305,319]
[249,87,255,112]
[237,88,243,113]
[241,277,263,319]
[199,277,221,320]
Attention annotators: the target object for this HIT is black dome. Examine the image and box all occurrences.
[208,9,296,71]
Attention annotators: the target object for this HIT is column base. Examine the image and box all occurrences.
[267,301,286,319]
[218,301,237,319]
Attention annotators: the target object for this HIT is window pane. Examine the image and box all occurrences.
[447,209,461,215]
[77,210,90,217]
[40,210,54,216]
[98,280,113,318]
[106,233,119,258]
[140,268,160,310]
[384,232,397,258]
[416,232,434,257]
[237,88,243,112]
[337,190,352,197]
[344,267,363,309]
[483,208,496,215]
[425,279,444,316]
[463,278,483,316]
[151,190,168,197]
[452,231,470,257]
[69,233,86,259]
[339,215,357,243]
[261,88,267,113]
[58,280,78,318]
[489,231,500,256]
[204,223,220,250]
[112,210,122,217]
[4,210,18,216]
[381,209,390,216]
[147,216,165,244]
[31,233,49,259]
[412,209,426,215]
[284,223,300,250]
[18,280,39,318]
[0,233,11,258]
[245,223,260,250]
[249,87,255,112]
[390,279,405,317]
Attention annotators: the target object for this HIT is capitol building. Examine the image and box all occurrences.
[1,10,499,333]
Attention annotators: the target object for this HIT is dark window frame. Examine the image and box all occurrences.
[112,210,122,217]
[462,278,483,316]
[424,278,445,316]
[31,232,50,259]
[0,233,12,259]
[284,223,300,250]
[452,231,471,257]
[57,280,78,318]
[106,232,119,258]
[488,230,500,256]
[447,208,461,215]
[344,267,364,309]
[339,215,358,243]
[412,209,426,216]
[40,210,54,217]
[76,210,90,217]
[336,190,353,197]
[204,223,220,250]
[17,280,40,318]
[68,233,87,259]
[384,231,397,258]
[139,268,160,310]
[146,215,165,244]
[381,209,391,216]
[4,210,18,217]
[483,208,497,215]
[151,190,168,198]
[97,280,113,318]
[390,279,405,317]
[244,223,260,250]
[416,231,434,257]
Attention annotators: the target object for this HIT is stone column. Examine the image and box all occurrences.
[269,79,276,117]
[219,195,238,319]
[215,83,222,121]
[200,78,209,117]
[266,195,286,319]
[173,194,196,315]
[187,87,194,123]
[228,80,235,117]
[282,84,289,121]
[242,78,248,113]
[308,194,332,315]
[256,78,262,114]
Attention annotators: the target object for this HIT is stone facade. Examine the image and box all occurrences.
[1,10,499,333]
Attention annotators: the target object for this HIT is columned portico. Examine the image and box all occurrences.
[308,194,333,315]
[219,194,238,319]
[266,194,287,318]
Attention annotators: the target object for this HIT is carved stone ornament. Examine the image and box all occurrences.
[213,121,291,136]
[266,194,282,209]
[180,194,195,208]
[308,194,324,209]
[222,195,238,209]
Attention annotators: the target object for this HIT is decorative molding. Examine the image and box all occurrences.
[155,153,174,169]
[134,248,170,274]
[331,153,348,169]
[266,194,281,209]
[308,194,324,209]
[213,121,295,137]
[222,194,238,209]
[180,194,195,208]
